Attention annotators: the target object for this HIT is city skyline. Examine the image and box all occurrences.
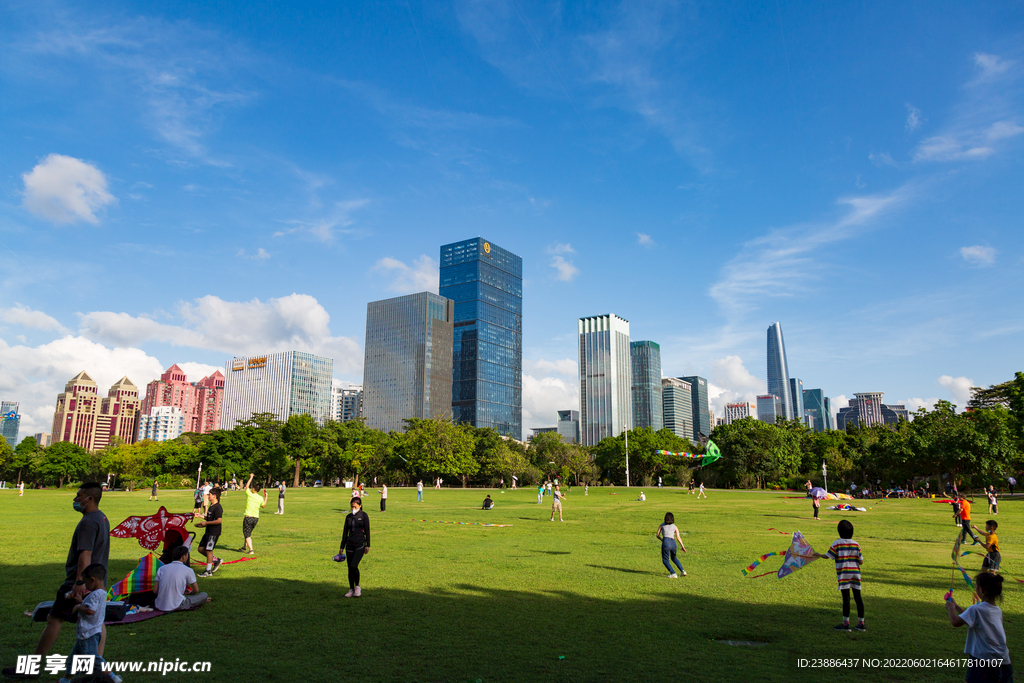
[1,2,1021,437]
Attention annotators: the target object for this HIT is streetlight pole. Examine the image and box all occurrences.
[822,461,828,493]
[625,429,630,487]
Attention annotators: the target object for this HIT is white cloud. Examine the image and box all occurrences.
[960,245,996,266]
[938,375,974,408]
[274,199,371,243]
[522,373,578,429]
[905,397,940,413]
[77,293,363,374]
[0,335,165,436]
[831,395,850,412]
[550,255,580,282]
[637,232,654,247]
[546,243,575,255]
[706,355,763,415]
[905,104,923,132]
[525,358,577,377]
[973,53,1013,82]
[0,304,68,333]
[176,361,222,380]
[22,154,115,224]
[237,248,271,260]
[869,152,897,167]
[372,255,439,294]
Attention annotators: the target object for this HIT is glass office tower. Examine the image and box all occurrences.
[362,292,454,433]
[767,322,794,420]
[222,351,334,429]
[630,341,663,431]
[789,377,805,425]
[579,314,632,446]
[1,401,20,446]
[802,388,831,432]
[679,376,710,441]
[661,378,693,443]
[439,238,522,440]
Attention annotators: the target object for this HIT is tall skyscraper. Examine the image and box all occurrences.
[579,314,632,446]
[222,352,334,429]
[557,409,580,444]
[1,401,20,447]
[661,378,693,442]
[767,322,794,420]
[802,388,831,432]
[141,364,224,435]
[630,341,663,431]
[679,376,710,441]
[824,397,834,431]
[757,394,783,423]
[51,373,140,450]
[362,292,454,433]
[789,378,805,425]
[724,402,754,424]
[440,237,523,440]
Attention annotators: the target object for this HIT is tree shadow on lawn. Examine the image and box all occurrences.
[0,564,982,683]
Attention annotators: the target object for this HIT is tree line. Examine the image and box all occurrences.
[2,372,1020,491]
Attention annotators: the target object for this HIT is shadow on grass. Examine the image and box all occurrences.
[584,564,653,575]
[0,564,980,683]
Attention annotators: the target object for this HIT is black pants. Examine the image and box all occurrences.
[346,546,365,589]
[813,501,819,519]
[841,588,864,619]
[960,519,979,544]
[380,498,386,512]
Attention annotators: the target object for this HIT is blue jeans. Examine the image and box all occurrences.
[661,540,684,575]
[66,633,107,676]
[417,491,423,501]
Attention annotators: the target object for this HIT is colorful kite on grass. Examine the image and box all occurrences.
[108,553,162,601]
[110,506,193,551]
[742,531,818,579]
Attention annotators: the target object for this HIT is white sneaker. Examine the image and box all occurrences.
[110,674,124,683]
[354,586,362,597]
[344,589,355,598]
[668,573,678,579]
[680,570,687,576]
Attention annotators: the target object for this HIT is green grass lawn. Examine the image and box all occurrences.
[1,486,1019,682]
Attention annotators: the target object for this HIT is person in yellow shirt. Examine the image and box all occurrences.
[972,519,1001,573]
[240,474,268,555]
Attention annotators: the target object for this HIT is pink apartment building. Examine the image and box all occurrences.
[141,364,225,434]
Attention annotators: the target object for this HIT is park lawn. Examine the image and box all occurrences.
[0,486,1019,683]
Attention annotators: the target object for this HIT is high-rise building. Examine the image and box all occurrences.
[789,378,805,425]
[579,314,632,446]
[824,397,834,431]
[836,394,909,430]
[440,237,523,440]
[802,389,832,432]
[222,352,334,429]
[630,341,663,431]
[1,401,20,447]
[757,394,783,424]
[141,364,224,435]
[362,292,454,433]
[767,322,794,420]
[662,378,693,443]
[557,409,580,444]
[137,406,187,442]
[341,386,363,422]
[678,376,710,441]
[724,402,754,424]
[33,433,51,447]
[51,373,141,450]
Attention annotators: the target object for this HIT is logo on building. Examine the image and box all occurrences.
[231,360,245,372]
[247,357,268,369]
[483,242,491,255]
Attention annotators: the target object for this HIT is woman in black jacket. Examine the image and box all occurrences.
[341,496,370,597]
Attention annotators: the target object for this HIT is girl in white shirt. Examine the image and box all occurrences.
[946,572,1012,681]
[656,512,687,578]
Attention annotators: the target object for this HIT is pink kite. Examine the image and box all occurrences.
[110,506,194,551]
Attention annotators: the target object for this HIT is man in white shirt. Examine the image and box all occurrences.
[276,481,286,514]
[154,547,210,612]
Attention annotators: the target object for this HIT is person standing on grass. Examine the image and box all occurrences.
[2,483,109,681]
[275,480,285,515]
[972,520,1002,574]
[417,479,424,502]
[1009,477,1016,496]
[538,483,544,504]
[656,512,687,578]
[59,564,122,683]
[697,482,707,499]
[550,484,565,522]
[194,488,223,577]
[952,493,963,528]
[379,483,388,512]
[149,480,159,502]
[241,475,268,555]
[988,488,998,515]
[946,572,1012,681]
[812,494,821,521]
[812,519,865,632]
[340,496,370,598]
[959,495,981,545]
[18,481,24,497]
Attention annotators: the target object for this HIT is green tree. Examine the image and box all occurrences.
[280,414,317,487]
[405,418,478,487]
[9,436,41,484]
[36,442,91,488]
[710,418,802,488]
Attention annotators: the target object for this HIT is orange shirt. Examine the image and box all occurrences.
[960,499,971,520]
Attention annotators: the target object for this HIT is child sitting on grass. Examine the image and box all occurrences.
[59,564,122,683]
[813,520,865,632]
[946,572,1013,681]
[972,520,1002,574]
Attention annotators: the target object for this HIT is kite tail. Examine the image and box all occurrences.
[741,551,784,576]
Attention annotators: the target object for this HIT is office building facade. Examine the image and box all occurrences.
[51,373,141,451]
[557,409,580,444]
[836,396,909,430]
[724,402,754,425]
[757,394,784,424]
[362,292,454,433]
[789,378,805,425]
[802,388,831,432]
[33,433,51,448]
[579,314,632,446]
[330,385,364,423]
[767,322,794,420]
[1,401,19,447]
[137,406,187,442]
[440,237,523,440]
[662,378,693,443]
[141,364,225,435]
[222,351,334,429]
[630,341,663,431]
[679,376,710,441]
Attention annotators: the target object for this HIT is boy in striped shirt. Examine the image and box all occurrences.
[814,520,865,632]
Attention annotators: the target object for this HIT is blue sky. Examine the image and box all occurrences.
[1,0,1022,436]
